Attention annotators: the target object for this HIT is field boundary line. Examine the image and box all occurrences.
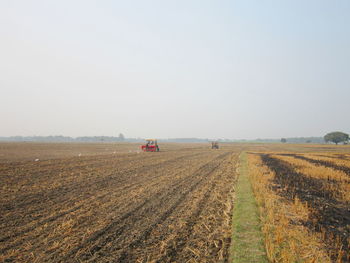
[230,152,268,263]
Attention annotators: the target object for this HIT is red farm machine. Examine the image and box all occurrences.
[141,139,160,152]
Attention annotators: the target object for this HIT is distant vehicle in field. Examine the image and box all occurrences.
[211,141,219,149]
[141,139,160,152]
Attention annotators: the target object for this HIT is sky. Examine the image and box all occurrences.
[1,0,349,140]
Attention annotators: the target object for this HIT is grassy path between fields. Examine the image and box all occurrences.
[230,152,268,263]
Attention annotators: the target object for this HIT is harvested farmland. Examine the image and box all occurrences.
[249,151,350,262]
[0,144,238,263]
[2,142,350,263]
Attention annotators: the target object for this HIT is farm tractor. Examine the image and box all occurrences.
[141,139,160,152]
[211,141,219,149]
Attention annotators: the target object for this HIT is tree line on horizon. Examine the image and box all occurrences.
[0,134,347,144]
[281,131,349,145]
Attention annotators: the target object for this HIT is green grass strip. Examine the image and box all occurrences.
[230,152,268,263]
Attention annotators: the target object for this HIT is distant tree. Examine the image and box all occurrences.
[281,138,287,143]
[306,140,312,143]
[324,131,349,145]
[118,133,125,141]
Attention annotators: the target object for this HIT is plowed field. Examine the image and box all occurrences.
[0,144,239,263]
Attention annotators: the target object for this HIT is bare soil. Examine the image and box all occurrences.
[0,143,238,263]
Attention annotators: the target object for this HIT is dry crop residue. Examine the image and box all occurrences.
[0,146,238,263]
[260,153,350,262]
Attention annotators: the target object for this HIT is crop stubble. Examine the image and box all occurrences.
[259,153,350,262]
[0,145,238,262]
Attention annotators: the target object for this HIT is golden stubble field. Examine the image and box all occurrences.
[247,146,350,263]
[1,142,349,262]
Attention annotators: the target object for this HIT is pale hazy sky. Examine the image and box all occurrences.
[1,1,349,139]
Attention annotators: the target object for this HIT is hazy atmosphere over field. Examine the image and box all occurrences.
[1,1,349,139]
